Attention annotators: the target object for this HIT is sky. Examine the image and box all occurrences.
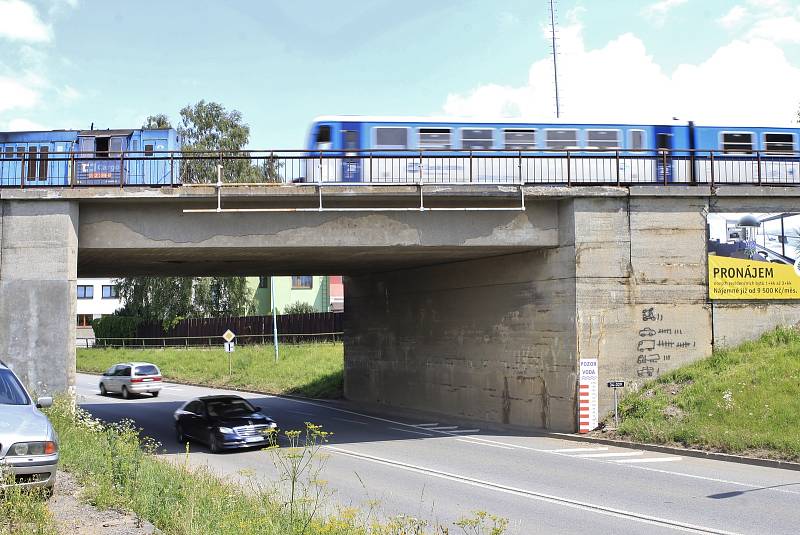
[1,0,799,148]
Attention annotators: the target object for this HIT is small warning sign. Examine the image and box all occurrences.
[222,329,236,343]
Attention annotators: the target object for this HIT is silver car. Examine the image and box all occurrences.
[0,360,58,491]
[99,362,163,399]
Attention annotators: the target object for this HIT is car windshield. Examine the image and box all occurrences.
[134,365,159,376]
[205,399,256,417]
[0,369,31,405]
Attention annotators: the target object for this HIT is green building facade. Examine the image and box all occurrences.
[248,276,336,315]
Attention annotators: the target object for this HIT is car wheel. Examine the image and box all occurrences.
[121,386,130,400]
[176,424,186,444]
[99,383,107,396]
[209,432,220,454]
[152,391,159,398]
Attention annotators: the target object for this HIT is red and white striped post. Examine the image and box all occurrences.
[578,359,599,433]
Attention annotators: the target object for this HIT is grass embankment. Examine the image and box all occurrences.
[77,343,343,399]
[614,327,800,461]
[40,399,507,535]
[0,481,55,535]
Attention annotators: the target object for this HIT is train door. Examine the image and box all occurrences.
[655,127,673,182]
[340,123,361,182]
[142,138,167,184]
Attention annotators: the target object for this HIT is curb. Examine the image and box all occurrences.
[545,432,800,472]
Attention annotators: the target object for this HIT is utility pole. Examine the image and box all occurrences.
[549,0,561,118]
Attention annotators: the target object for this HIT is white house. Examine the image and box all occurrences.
[76,278,121,344]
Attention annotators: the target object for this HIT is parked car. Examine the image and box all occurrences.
[0,360,58,492]
[99,362,162,399]
[174,395,278,453]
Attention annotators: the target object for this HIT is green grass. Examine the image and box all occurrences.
[0,479,56,535]
[614,327,800,461]
[77,343,343,399]
[44,398,507,535]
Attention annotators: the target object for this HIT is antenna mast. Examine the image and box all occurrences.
[549,0,561,118]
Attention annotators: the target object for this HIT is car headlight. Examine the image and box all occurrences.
[7,441,57,456]
[217,427,234,434]
[269,422,278,429]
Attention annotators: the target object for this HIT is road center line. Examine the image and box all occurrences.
[456,438,514,450]
[326,446,741,535]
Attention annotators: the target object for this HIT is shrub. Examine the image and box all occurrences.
[283,301,316,315]
[91,315,141,340]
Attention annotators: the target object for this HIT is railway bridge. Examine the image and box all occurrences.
[2,160,800,431]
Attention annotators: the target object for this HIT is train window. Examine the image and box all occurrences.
[144,144,154,157]
[419,128,451,150]
[109,137,124,155]
[38,146,48,180]
[630,130,645,151]
[721,132,753,154]
[504,129,536,150]
[764,133,795,154]
[27,146,37,180]
[545,129,578,150]
[586,130,620,150]
[374,127,408,149]
[95,137,110,158]
[343,130,359,150]
[4,147,12,159]
[462,128,494,150]
[316,125,331,145]
[78,137,93,156]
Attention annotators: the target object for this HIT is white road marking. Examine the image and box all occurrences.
[574,451,645,458]
[289,410,315,416]
[616,457,682,464]
[333,417,369,426]
[456,438,514,450]
[326,446,742,535]
[447,429,481,434]
[428,426,459,431]
[388,427,433,436]
[414,423,440,427]
[550,447,609,453]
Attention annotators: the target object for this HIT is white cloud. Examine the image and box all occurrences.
[0,75,39,111]
[442,19,800,126]
[643,0,689,23]
[719,6,748,28]
[0,0,51,42]
[747,16,800,43]
[4,117,48,131]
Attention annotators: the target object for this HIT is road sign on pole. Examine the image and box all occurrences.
[222,329,236,343]
[224,341,235,353]
[607,381,625,427]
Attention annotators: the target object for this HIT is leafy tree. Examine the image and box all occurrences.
[142,114,171,129]
[283,301,317,315]
[193,276,253,317]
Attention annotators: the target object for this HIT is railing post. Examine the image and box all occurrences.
[615,150,620,186]
[69,151,76,187]
[518,150,522,183]
[662,149,668,186]
[469,150,473,183]
[170,152,175,186]
[710,151,715,186]
[369,152,373,183]
[756,150,762,185]
[20,153,25,189]
[566,150,571,186]
[119,151,125,188]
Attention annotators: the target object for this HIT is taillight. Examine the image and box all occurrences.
[153,377,162,381]
[130,377,143,383]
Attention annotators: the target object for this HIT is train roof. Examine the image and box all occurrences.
[311,115,800,130]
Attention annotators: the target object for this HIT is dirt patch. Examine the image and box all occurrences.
[48,471,159,535]
[661,404,684,419]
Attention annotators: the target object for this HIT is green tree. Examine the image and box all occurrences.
[142,114,171,129]
[193,276,253,317]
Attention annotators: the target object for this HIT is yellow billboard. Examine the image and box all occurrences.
[708,212,800,300]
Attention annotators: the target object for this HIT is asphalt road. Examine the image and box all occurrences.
[75,373,800,535]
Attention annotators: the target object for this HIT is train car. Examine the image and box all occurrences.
[303,116,800,184]
[0,127,179,186]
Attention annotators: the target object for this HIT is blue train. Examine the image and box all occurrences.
[304,116,800,183]
[0,127,179,186]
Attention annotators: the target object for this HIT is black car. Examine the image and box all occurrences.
[173,395,278,453]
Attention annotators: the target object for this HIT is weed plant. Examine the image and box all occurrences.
[0,468,56,535]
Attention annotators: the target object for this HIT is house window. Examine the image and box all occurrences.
[258,276,269,288]
[503,129,536,150]
[721,132,753,154]
[77,285,94,299]
[374,127,408,149]
[102,285,118,299]
[77,314,93,327]
[418,128,451,150]
[545,129,579,150]
[764,133,795,154]
[586,130,620,150]
[461,129,494,150]
[630,130,646,151]
[291,276,313,289]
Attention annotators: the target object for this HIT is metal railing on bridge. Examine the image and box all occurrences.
[2,149,799,188]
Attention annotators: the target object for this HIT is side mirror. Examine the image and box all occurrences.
[36,396,53,409]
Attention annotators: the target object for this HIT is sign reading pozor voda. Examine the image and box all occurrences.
[707,212,800,300]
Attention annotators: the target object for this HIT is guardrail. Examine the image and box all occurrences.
[3,148,800,188]
[77,332,343,348]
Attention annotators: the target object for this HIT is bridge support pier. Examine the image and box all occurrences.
[0,200,78,396]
